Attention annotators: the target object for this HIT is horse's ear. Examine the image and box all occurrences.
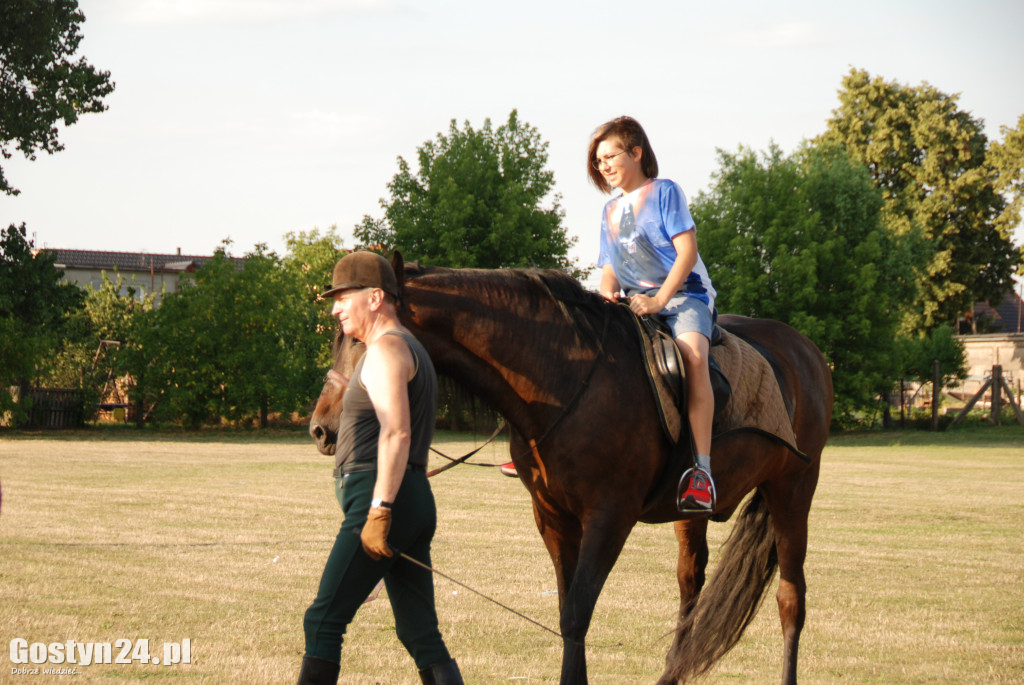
[392,250,405,291]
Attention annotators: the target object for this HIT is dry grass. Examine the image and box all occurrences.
[1,427,1022,684]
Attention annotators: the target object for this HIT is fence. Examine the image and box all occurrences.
[25,388,85,429]
[948,364,1024,428]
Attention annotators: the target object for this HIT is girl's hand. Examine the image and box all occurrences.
[629,293,663,316]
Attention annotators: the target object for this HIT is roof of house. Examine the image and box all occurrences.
[36,248,245,274]
[973,290,1024,334]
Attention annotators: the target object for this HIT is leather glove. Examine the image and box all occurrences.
[361,507,393,560]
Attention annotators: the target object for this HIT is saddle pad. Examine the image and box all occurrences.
[641,326,799,451]
[710,330,799,449]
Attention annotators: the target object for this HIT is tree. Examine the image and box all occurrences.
[898,323,967,387]
[0,223,84,421]
[0,0,115,195]
[820,68,1022,331]
[354,110,586,278]
[692,143,916,422]
[146,243,322,428]
[282,226,346,368]
[988,113,1024,244]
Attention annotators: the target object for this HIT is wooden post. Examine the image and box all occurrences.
[991,365,1003,425]
[998,372,1024,426]
[931,360,941,431]
[900,378,906,428]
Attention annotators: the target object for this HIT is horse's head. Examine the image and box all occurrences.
[308,332,366,455]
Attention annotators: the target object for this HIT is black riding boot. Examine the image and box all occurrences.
[296,655,340,685]
[418,658,464,685]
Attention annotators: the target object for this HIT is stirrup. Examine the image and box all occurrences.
[676,466,717,513]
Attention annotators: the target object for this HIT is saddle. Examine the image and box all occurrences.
[630,311,802,457]
[642,315,731,414]
[634,313,731,444]
[629,308,807,519]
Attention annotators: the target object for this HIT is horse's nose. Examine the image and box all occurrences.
[310,423,325,442]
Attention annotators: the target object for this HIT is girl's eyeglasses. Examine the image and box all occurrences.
[592,150,627,170]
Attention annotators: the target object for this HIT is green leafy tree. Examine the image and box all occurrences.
[820,68,1022,331]
[282,226,345,368]
[0,223,85,422]
[897,324,967,388]
[147,243,322,428]
[988,113,1024,244]
[693,143,916,422]
[81,272,156,356]
[0,0,115,195]
[354,110,586,278]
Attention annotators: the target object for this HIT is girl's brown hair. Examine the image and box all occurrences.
[586,116,659,193]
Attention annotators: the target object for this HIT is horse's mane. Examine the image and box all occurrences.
[403,263,629,350]
[524,269,607,315]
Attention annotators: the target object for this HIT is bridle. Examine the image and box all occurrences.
[325,369,348,389]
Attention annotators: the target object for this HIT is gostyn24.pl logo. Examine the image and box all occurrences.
[9,638,191,672]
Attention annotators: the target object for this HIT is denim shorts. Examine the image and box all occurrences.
[660,295,716,341]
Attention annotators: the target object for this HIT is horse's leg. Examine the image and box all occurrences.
[675,517,709,619]
[536,506,635,685]
[532,501,588,682]
[764,469,818,685]
[532,501,582,611]
[770,505,806,685]
[655,519,709,685]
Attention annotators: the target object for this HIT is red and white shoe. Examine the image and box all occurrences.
[677,466,716,513]
[499,461,518,478]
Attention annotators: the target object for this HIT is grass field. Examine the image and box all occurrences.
[1,426,1022,684]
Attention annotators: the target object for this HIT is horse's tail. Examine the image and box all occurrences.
[661,490,777,684]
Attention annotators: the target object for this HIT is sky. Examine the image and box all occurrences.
[3,0,1023,290]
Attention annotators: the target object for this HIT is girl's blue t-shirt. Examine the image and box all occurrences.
[597,178,715,307]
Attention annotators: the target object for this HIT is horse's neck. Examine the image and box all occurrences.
[404,274,587,433]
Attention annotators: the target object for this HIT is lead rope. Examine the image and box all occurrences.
[389,546,624,649]
[394,549,566,640]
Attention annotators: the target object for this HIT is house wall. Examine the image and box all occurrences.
[60,268,186,303]
[953,334,1024,402]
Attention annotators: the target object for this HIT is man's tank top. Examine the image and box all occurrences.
[335,330,438,472]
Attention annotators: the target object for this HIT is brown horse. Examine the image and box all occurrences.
[309,254,833,685]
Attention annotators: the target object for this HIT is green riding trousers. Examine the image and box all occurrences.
[302,468,450,669]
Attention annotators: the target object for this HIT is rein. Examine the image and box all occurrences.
[326,358,509,475]
[422,304,611,475]
[427,419,507,477]
[515,306,611,456]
